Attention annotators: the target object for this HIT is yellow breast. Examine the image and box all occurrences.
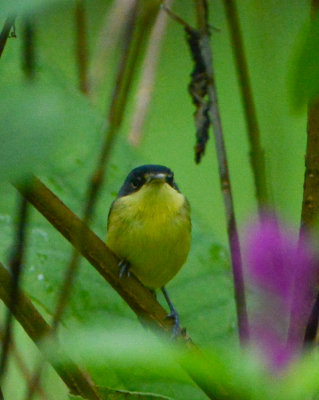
[106,182,191,289]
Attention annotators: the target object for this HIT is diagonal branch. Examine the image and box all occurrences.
[17,177,177,330]
[17,177,223,400]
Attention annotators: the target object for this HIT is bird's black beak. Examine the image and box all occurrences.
[146,173,167,184]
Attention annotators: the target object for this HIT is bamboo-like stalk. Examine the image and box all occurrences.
[0,15,16,60]
[194,0,248,342]
[18,177,224,400]
[128,1,173,146]
[88,0,135,99]
[222,0,268,209]
[0,262,102,400]
[301,2,319,345]
[75,0,89,94]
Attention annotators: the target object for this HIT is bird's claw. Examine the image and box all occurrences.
[166,309,180,338]
[118,259,131,278]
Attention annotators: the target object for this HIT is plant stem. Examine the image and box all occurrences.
[0,262,102,400]
[0,15,16,60]
[301,1,319,345]
[75,0,89,94]
[194,0,248,342]
[222,0,268,209]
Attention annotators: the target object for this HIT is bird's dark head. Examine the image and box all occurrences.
[118,164,180,198]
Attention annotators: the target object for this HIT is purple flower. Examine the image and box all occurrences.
[244,215,317,371]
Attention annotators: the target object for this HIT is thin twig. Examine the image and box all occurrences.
[0,15,16,60]
[17,177,222,400]
[75,0,89,94]
[222,0,268,209]
[0,197,29,384]
[0,262,102,400]
[193,0,248,341]
[301,1,319,345]
[162,5,193,31]
[128,1,173,146]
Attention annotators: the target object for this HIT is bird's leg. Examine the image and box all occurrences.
[161,287,180,337]
[118,259,131,278]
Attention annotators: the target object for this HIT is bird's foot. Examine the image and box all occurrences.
[118,259,131,278]
[166,309,180,338]
[161,287,181,338]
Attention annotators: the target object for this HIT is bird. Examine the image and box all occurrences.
[106,164,191,335]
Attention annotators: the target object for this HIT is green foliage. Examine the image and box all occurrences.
[0,79,103,184]
[55,326,319,400]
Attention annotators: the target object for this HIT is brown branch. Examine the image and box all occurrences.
[193,0,248,342]
[18,177,175,330]
[0,262,102,400]
[17,177,224,400]
[301,1,319,345]
[0,15,16,60]
[301,100,319,229]
[75,0,89,94]
[222,0,268,209]
[128,1,173,146]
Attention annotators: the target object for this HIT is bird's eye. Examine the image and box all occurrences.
[166,174,174,187]
[131,176,143,189]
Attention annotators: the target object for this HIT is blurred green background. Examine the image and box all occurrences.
[0,0,313,399]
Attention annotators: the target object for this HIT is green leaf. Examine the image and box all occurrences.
[292,13,319,108]
[0,79,103,183]
[50,326,280,400]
